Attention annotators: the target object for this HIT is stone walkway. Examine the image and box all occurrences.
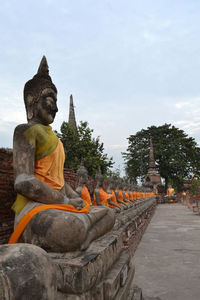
[133,204,200,300]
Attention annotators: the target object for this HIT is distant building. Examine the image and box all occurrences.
[68,94,77,129]
[144,137,161,192]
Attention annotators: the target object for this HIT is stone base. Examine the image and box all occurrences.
[51,198,156,299]
[0,198,156,300]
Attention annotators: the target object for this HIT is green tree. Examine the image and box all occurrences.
[56,121,113,177]
[122,124,200,191]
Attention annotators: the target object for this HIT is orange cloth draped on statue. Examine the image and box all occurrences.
[125,191,129,201]
[93,187,111,206]
[129,192,134,201]
[111,190,122,205]
[136,192,140,199]
[81,185,92,206]
[106,190,119,208]
[8,203,89,244]
[118,189,127,203]
[34,139,65,191]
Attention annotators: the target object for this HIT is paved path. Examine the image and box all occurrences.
[133,204,200,300]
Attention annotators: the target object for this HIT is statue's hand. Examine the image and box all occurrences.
[68,197,85,210]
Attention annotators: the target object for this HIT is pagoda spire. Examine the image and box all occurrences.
[68,94,77,129]
[145,136,162,190]
[149,136,156,169]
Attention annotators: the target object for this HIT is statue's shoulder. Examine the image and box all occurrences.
[14,123,31,136]
[14,123,46,137]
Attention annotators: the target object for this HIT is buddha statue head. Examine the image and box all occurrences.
[118,179,124,190]
[24,56,58,125]
[107,177,116,190]
[77,162,88,185]
[95,167,104,187]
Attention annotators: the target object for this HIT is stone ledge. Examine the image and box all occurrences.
[50,198,156,294]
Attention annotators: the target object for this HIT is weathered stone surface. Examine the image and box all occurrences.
[0,243,59,300]
[50,230,124,293]
[0,196,156,299]
[104,251,133,299]
[50,198,156,295]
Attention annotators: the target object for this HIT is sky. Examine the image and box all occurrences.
[1,0,200,175]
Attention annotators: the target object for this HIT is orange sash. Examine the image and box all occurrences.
[93,187,111,206]
[34,139,65,191]
[125,191,129,201]
[129,192,134,201]
[118,189,127,203]
[81,185,92,206]
[111,190,120,204]
[8,203,89,244]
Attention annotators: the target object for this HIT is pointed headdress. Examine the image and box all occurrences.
[24,56,57,120]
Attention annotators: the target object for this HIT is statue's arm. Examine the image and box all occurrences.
[65,183,82,199]
[13,125,66,205]
[107,197,120,208]
[122,191,128,202]
[115,191,127,206]
[75,186,83,197]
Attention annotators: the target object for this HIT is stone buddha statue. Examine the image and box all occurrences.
[119,181,132,208]
[106,177,121,212]
[93,169,112,206]
[127,184,134,202]
[10,56,115,252]
[115,179,128,209]
[75,162,92,207]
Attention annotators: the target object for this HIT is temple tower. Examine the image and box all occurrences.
[68,94,77,129]
[145,137,161,191]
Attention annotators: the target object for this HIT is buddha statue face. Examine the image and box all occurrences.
[95,172,104,186]
[77,165,88,185]
[32,88,58,125]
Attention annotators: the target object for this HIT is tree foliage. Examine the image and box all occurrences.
[56,121,113,177]
[123,124,200,191]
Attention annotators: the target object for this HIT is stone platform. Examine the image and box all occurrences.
[0,198,156,300]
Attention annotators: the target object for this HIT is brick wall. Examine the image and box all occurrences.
[0,149,15,244]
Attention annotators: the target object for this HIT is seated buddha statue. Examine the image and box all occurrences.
[106,177,121,212]
[75,162,92,208]
[93,169,112,206]
[128,184,134,202]
[120,182,132,208]
[115,180,128,209]
[9,56,115,252]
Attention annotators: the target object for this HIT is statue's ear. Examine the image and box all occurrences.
[26,94,34,120]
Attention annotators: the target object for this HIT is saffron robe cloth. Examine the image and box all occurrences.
[12,124,64,214]
[106,190,118,208]
[129,192,134,201]
[81,185,92,206]
[118,189,128,203]
[9,124,90,244]
[93,187,111,206]
[111,190,122,205]
[132,192,136,200]
[125,191,130,201]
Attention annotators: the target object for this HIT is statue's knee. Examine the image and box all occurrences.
[23,210,89,252]
[51,214,88,247]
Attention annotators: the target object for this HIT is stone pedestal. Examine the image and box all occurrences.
[0,198,156,300]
